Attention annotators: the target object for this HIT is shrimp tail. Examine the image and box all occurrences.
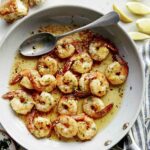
[2,91,15,100]
[9,74,23,85]
[63,59,73,73]
[93,103,114,119]
[72,113,86,121]
[114,55,127,65]
[28,73,43,92]
[26,110,37,131]
[74,90,90,98]
[105,42,118,53]
[114,55,129,75]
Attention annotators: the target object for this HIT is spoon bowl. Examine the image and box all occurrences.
[19,33,57,56]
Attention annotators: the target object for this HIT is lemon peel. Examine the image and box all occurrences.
[129,32,150,41]
[136,19,150,34]
[126,2,150,15]
[113,4,133,23]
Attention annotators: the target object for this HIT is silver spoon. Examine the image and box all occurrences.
[19,11,119,57]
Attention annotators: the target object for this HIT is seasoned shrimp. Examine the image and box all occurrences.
[10,69,57,92]
[10,69,41,90]
[26,110,52,138]
[64,52,93,74]
[39,74,57,92]
[55,37,76,59]
[33,92,56,112]
[2,90,34,115]
[83,96,114,119]
[53,115,78,138]
[90,72,109,97]
[37,55,58,76]
[79,73,96,93]
[56,71,78,94]
[73,114,97,140]
[89,40,109,61]
[105,55,128,85]
[58,95,78,115]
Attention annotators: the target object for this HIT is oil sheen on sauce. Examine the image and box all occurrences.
[9,24,125,142]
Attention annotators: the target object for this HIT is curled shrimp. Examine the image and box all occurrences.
[10,69,57,92]
[64,52,93,74]
[55,37,76,59]
[53,115,78,138]
[74,72,96,98]
[79,73,96,93]
[56,71,78,94]
[83,96,114,119]
[105,55,128,85]
[39,74,57,92]
[32,92,56,112]
[2,90,34,115]
[10,69,41,90]
[57,95,78,115]
[9,69,37,87]
[26,110,52,138]
[73,114,97,140]
[89,40,109,61]
[90,72,109,97]
[37,55,58,76]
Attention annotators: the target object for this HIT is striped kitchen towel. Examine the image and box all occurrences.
[124,40,150,150]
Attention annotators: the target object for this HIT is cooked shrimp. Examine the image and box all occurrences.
[53,115,78,138]
[74,72,96,98]
[57,95,78,115]
[37,55,58,76]
[79,73,96,93]
[56,71,78,94]
[10,69,41,90]
[89,72,109,97]
[10,69,33,85]
[10,69,57,92]
[73,114,97,140]
[39,74,57,92]
[83,96,114,119]
[26,110,52,138]
[33,92,56,112]
[64,52,93,74]
[105,55,128,85]
[2,90,34,115]
[55,37,76,59]
[89,41,109,61]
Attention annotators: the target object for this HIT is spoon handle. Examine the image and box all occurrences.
[56,11,119,40]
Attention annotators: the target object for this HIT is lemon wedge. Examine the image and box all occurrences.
[136,19,150,34]
[129,32,150,41]
[113,4,133,23]
[126,2,150,15]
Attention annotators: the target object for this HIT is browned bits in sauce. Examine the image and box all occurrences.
[8,24,126,142]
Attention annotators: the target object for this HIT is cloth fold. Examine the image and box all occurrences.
[123,40,150,150]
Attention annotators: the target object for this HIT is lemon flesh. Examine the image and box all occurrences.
[126,2,150,15]
[113,4,133,23]
[136,19,150,34]
[129,32,150,41]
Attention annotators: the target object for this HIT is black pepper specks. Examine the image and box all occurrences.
[130,86,132,90]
